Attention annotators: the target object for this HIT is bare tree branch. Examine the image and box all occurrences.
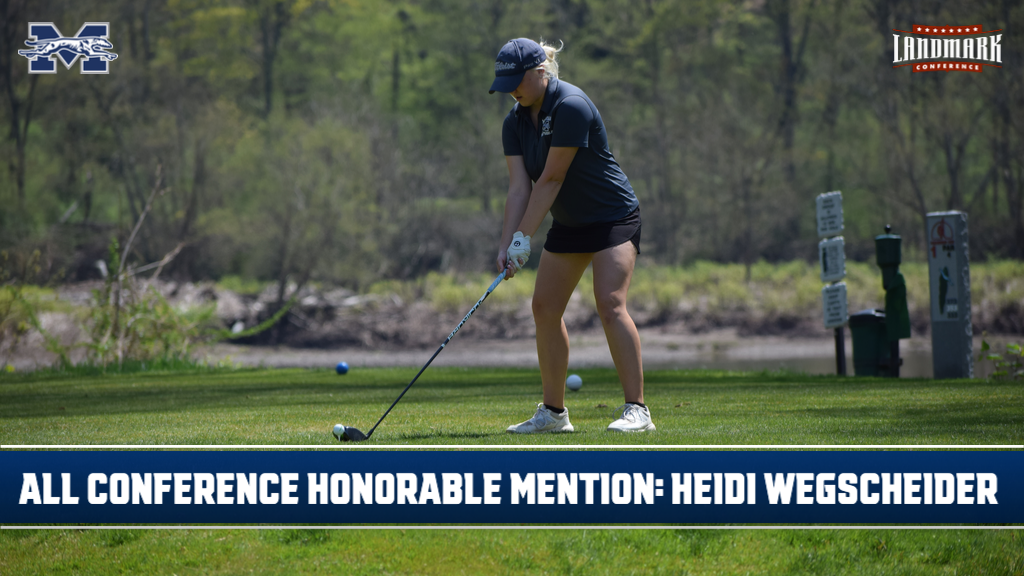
[119,165,168,276]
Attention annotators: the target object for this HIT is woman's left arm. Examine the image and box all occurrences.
[515,146,577,237]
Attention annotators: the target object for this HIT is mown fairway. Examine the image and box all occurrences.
[1,367,1021,574]
[1,367,1022,445]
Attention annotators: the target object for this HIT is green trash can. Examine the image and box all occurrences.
[848,309,890,376]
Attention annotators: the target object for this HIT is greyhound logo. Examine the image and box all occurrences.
[18,22,117,74]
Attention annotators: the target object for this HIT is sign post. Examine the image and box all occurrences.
[926,211,973,378]
[816,191,847,376]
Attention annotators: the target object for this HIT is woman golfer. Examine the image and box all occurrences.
[491,38,653,433]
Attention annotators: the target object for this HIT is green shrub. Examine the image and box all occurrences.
[0,250,71,370]
[66,239,220,369]
[978,337,1024,380]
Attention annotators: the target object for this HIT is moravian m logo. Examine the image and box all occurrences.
[18,22,117,74]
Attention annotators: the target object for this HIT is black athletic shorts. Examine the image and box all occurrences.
[544,206,641,254]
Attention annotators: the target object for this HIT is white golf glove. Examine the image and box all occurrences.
[506,231,531,270]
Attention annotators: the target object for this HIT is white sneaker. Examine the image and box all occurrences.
[506,403,574,434]
[607,404,656,432]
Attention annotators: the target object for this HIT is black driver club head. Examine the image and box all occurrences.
[332,424,369,442]
[328,271,507,445]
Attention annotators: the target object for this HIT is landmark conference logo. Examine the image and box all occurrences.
[893,25,1002,73]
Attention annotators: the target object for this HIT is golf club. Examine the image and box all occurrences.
[333,268,508,442]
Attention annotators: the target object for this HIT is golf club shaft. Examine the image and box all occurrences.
[365,269,507,438]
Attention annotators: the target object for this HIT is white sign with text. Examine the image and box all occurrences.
[819,236,846,282]
[816,191,844,238]
[822,282,848,329]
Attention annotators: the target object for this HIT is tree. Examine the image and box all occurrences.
[0,0,40,208]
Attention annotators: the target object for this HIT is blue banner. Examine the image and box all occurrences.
[2,451,1020,524]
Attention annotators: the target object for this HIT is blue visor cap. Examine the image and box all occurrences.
[489,38,546,94]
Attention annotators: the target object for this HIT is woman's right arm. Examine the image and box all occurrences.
[498,155,532,278]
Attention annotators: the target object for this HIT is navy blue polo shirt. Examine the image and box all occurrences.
[502,79,638,227]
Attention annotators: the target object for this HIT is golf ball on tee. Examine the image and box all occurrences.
[566,374,583,391]
[335,361,349,375]
[333,424,345,439]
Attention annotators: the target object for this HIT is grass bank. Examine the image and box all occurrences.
[368,260,1024,334]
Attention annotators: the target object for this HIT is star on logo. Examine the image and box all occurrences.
[924,27,930,32]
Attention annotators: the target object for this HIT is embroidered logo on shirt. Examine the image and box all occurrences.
[541,116,552,136]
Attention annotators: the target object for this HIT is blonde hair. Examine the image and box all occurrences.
[536,40,563,80]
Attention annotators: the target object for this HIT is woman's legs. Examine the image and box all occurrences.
[592,242,644,404]
[532,242,643,405]
[532,249,592,410]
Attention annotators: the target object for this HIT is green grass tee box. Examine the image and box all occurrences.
[0,367,1020,446]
